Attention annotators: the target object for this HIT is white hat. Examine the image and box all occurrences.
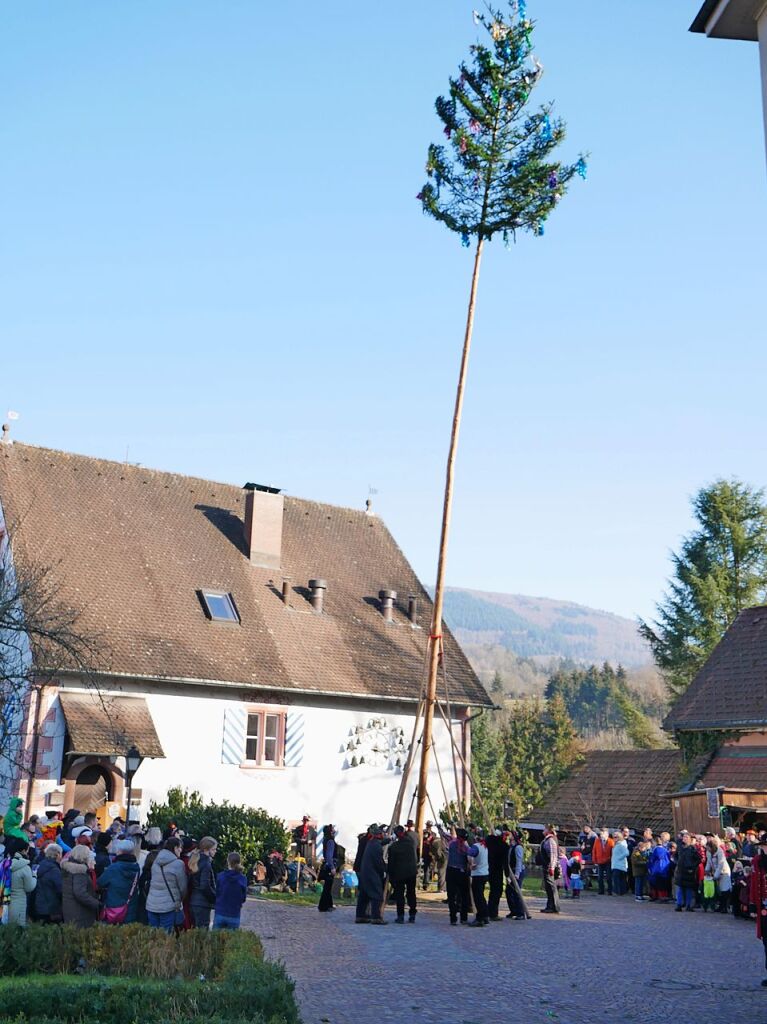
[71,826,93,839]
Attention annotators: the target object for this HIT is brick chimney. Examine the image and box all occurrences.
[243,483,284,570]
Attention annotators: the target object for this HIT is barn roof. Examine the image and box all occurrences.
[0,443,489,708]
[525,749,696,835]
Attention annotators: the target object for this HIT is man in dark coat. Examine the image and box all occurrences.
[387,825,418,923]
[485,827,509,922]
[292,816,317,867]
[674,831,702,912]
[445,828,471,925]
[358,825,388,925]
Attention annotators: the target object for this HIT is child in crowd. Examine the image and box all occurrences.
[568,849,583,899]
[631,841,650,901]
[341,863,358,899]
[213,852,247,930]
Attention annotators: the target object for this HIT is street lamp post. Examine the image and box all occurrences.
[124,745,141,825]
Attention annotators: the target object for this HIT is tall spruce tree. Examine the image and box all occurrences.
[640,479,767,699]
[413,0,585,839]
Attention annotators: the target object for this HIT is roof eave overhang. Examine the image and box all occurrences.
[665,718,767,731]
[56,669,493,710]
[690,0,761,40]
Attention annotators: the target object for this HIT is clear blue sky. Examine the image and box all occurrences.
[2,2,766,622]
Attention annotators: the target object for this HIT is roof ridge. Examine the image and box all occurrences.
[6,442,374,519]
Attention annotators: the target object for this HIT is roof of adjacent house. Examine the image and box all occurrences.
[696,746,767,792]
[663,607,767,731]
[690,0,761,40]
[525,749,694,835]
[0,443,489,708]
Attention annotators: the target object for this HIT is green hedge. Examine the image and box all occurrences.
[146,788,291,873]
[0,924,262,980]
[0,966,299,1024]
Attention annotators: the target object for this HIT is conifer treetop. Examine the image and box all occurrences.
[418,1,586,246]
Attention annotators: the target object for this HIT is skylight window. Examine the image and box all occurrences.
[199,590,240,623]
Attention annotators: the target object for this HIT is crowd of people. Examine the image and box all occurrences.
[0,798,248,932]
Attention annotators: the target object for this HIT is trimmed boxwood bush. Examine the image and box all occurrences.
[0,925,262,980]
[0,925,298,1024]
[0,966,299,1024]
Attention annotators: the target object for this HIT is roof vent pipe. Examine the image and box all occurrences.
[407,595,418,626]
[308,579,327,614]
[379,589,397,624]
[281,579,291,607]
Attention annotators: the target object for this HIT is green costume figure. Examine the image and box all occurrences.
[3,798,27,841]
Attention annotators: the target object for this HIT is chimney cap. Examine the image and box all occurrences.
[379,589,398,601]
[308,578,327,591]
[243,482,282,494]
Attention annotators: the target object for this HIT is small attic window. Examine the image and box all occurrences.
[198,590,240,623]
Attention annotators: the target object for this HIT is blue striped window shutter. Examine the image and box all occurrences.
[221,706,247,764]
[284,712,304,767]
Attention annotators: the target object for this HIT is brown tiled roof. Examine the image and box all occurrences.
[59,692,165,758]
[525,749,692,835]
[664,607,767,731]
[696,747,767,791]
[0,444,489,707]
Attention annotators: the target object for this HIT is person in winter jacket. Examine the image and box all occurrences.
[98,839,141,924]
[94,832,113,878]
[3,798,27,843]
[61,844,100,928]
[146,837,188,933]
[647,837,672,901]
[318,825,337,913]
[674,832,702,911]
[467,833,490,927]
[706,836,732,914]
[387,825,419,924]
[539,825,560,914]
[611,831,629,896]
[484,827,509,922]
[505,832,530,920]
[358,825,388,924]
[213,852,248,929]
[188,836,218,929]
[592,829,614,895]
[34,844,63,923]
[8,844,36,926]
[631,841,650,901]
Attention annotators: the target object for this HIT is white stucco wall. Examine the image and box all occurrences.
[56,688,466,852]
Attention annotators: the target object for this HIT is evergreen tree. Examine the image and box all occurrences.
[640,479,767,698]
[490,670,504,696]
[413,0,585,838]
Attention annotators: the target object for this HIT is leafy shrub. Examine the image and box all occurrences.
[147,788,290,873]
[0,925,262,980]
[0,963,298,1024]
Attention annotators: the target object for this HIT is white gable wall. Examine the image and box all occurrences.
[53,688,466,850]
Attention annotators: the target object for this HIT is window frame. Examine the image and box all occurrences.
[197,589,241,624]
[240,707,286,768]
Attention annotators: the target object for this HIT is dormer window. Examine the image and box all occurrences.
[199,590,240,623]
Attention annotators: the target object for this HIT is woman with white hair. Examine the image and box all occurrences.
[706,835,732,914]
[61,843,100,928]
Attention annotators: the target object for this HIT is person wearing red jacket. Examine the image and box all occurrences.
[749,831,767,987]
[591,829,614,895]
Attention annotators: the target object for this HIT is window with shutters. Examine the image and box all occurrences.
[242,708,286,767]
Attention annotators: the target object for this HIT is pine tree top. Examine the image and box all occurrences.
[418,2,586,246]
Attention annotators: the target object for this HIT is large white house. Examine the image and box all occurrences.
[691,0,767,163]
[0,442,490,844]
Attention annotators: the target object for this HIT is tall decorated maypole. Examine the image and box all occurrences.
[414,1,586,841]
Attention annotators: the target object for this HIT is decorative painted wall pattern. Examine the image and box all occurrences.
[340,718,410,771]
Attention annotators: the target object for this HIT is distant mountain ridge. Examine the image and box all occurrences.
[441,588,652,668]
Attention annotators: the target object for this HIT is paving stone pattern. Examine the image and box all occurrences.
[242,893,767,1024]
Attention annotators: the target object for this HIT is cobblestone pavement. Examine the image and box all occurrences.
[242,892,767,1024]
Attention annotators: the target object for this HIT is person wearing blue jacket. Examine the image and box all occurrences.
[213,852,248,929]
[98,839,141,923]
[647,837,672,902]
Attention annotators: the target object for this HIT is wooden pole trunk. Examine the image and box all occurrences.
[414,237,485,850]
